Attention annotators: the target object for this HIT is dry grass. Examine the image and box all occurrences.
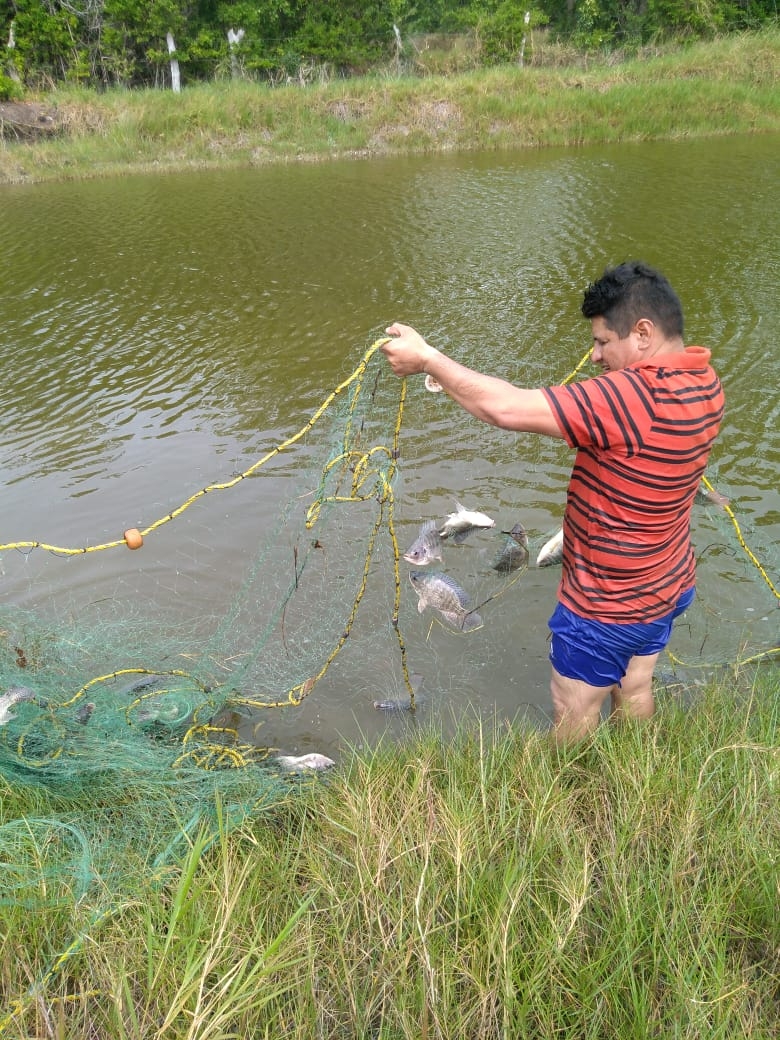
[0,28,777,184]
[1,670,778,1038]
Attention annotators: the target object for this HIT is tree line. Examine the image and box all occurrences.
[2,0,777,94]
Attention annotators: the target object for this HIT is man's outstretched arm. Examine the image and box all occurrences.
[382,322,563,437]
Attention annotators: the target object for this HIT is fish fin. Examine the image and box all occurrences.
[450,527,475,544]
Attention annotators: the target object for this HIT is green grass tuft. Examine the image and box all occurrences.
[1,670,777,1037]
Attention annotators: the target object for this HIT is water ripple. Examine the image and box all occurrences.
[0,139,777,743]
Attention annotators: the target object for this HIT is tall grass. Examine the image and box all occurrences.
[1,669,777,1038]
[1,29,778,184]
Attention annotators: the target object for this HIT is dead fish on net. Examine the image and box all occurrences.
[135,695,192,725]
[438,501,495,544]
[409,570,482,632]
[374,673,424,713]
[535,527,564,568]
[403,519,444,566]
[373,696,426,713]
[491,523,529,573]
[275,753,335,772]
[0,686,39,726]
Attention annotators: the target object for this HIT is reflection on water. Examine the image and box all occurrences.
[1,135,778,758]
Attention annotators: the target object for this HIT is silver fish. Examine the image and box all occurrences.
[275,752,335,772]
[403,519,443,566]
[373,696,426,713]
[696,479,730,509]
[438,501,495,544]
[0,686,37,726]
[424,374,443,393]
[135,695,190,725]
[374,673,424,712]
[535,527,564,568]
[409,570,482,632]
[491,522,529,573]
[373,694,429,713]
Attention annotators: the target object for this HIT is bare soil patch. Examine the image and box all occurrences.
[0,100,60,139]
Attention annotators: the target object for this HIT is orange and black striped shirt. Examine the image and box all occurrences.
[542,346,724,623]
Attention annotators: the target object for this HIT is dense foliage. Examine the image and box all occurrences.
[3,0,778,89]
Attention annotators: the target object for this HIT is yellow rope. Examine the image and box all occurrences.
[561,345,593,385]
[227,357,418,713]
[0,905,116,1036]
[58,667,205,710]
[0,338,391,557]
[3,335,775,761]
[700,474,779,601]
[667,645,779,670]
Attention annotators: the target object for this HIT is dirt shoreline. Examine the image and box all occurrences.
[0,100,59,139]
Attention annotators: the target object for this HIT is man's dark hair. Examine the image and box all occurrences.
[581,261,684,339]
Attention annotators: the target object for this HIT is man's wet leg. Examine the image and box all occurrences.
[549,666,613,744]
[610,652,659,722]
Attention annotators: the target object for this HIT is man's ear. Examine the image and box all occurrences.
[633,318,655,350]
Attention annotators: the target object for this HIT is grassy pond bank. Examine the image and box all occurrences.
[1,25,778,1040]
[0,673,778,1037]
[1,29,778,185]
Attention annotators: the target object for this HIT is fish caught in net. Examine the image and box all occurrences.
[0,336,776,1027]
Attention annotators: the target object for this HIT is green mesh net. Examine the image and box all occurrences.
[1,336,777,787]
[0,342,409,780]
[0,337,777,1025]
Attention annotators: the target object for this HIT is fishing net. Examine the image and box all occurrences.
[0,342,409,771]
[0,340,409,1026]
[1,333,776,793]
[0,335,777,1026]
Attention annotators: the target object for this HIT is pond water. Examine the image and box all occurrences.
[1,133,777,760]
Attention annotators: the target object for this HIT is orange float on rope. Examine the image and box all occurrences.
[124,528,144,550]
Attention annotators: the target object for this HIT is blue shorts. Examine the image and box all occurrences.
[548,588,695,688]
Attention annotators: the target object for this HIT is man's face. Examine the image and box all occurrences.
[589,316,641,373]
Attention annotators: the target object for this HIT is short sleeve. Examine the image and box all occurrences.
[542,369,656,457]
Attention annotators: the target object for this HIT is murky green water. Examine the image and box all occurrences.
[1,134,777,758]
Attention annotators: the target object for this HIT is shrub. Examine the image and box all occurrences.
[0,72,24,101]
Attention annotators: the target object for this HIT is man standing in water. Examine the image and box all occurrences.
[381,262,724,742]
